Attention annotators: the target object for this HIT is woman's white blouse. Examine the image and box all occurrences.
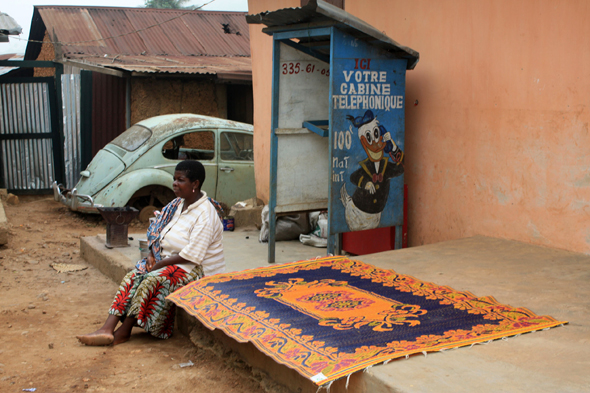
[159,192,225,276]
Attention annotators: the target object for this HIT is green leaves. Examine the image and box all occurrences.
[143,0,198,10]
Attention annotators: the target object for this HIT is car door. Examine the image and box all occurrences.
[159,129,218,198]
[216,130,256,207]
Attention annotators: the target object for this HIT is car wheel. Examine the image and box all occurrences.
[138,205,158,223]
[128,186,175,220]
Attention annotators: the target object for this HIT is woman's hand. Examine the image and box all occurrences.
[147,254,191,273]
[146,250,157,272]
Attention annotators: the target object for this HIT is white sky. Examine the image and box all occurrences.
[1,0,249,55]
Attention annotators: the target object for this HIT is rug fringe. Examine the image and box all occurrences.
[316,380,334,393]
[375,330,543,367]
[326,380,334,392]
[345,372,353,390]
[317,320,566,389]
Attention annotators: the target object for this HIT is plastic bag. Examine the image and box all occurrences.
[311,211,328,239]
[259,205,310,242]
[299,233,327,248]
[299,211,328,248]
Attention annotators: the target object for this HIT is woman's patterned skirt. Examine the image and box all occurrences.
[108,264,203,339]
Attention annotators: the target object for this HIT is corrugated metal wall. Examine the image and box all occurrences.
[0,82,55,190]
[92,72,126,155]
[61,74,81,188]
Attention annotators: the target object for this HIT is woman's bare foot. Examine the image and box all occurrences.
[76,331,114,346]
[112,327,131,345]
[77,315,121,346]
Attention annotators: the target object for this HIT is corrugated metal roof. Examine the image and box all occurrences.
[0,54,22,76]
[68,54,251,78]
[32,6,251,77]
[246,0,419,70]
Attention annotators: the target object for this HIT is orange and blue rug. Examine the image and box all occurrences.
[168,256,566,386]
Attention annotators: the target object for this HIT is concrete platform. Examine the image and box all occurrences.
[80,228,326,283]
[80,233,590,392]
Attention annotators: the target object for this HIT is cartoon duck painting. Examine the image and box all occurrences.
[340,110,404,231]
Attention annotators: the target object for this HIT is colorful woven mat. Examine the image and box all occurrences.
[168,256,566,386]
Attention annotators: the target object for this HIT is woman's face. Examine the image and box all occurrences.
[173,170,199,199]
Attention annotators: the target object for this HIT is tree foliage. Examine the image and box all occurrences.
[143,0,197,9]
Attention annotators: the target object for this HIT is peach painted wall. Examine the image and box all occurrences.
[248,0,590,253]
[248,0,299,204]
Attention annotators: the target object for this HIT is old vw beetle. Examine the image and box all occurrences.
[53,114,255,218]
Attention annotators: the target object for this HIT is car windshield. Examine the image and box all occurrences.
[110,125,152,151]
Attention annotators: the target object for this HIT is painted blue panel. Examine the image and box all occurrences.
[268,39,282,263]
[329,28,407,235]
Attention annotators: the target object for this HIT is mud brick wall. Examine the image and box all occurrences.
[34,31,55,77]
[130,78,220,125]
[162,131,215,150]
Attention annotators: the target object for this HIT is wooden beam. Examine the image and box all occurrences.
[280,39,330,64]
[262,21,336,36]
[59,60,126,78]
[269,26,333,40]
[302,120,329,137]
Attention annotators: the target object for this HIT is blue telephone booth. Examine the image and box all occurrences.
[247,0,419,262]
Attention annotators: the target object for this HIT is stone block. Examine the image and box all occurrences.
[229,205,263,229]
[0,200,7,245]
[6,193,19,205]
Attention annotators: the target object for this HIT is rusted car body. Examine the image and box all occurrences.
[53,114,255,216]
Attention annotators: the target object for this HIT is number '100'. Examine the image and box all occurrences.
[334,130,352,150]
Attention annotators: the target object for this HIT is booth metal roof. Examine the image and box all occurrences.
[246,0,419,70]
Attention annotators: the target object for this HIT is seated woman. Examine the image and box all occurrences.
[77,160,224,346]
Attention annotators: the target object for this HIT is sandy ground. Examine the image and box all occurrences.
[0,196,266,393]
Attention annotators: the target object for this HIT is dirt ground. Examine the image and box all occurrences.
[0,196,267,393]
